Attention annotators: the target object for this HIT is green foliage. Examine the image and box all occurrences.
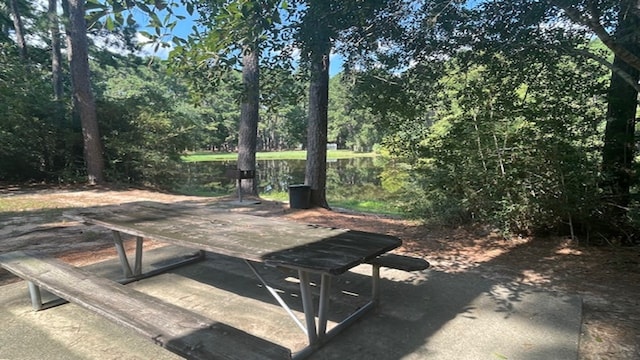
[93,58,196,187]
[167,0,290,95]
[339,0,637,238]
[377,48,609,235]
[0,44,78,182]
[258,67,308,150]
[328,75,382,152]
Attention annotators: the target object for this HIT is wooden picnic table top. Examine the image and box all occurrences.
[66,203,402,276]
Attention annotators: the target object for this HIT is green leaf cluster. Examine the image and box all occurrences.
[358,40,610,235]
[0,43,78,182]
[92,55,241,187]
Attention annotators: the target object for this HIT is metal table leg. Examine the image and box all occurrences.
[298,270,318,344]
[112,230,133,278]
[28,281,42,310]
[317,274,332,337]
[133,236,143,276]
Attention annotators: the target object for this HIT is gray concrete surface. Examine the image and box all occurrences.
[0,246,582,360]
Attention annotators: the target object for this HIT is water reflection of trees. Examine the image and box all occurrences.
[177,158,383,196]
[257,160,306,192]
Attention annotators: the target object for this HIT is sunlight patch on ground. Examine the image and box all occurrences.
[518,269,552,285]
[555,247,583,256]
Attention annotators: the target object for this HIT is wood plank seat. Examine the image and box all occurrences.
[0,251,291,360]
[366,253,430,272]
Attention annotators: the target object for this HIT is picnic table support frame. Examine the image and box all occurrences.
[23,230,208,312]
[111,230,206,282]
[291,264,382,360]
[23,243,206,312]
[245,261,308,334]
[244,262,381,360]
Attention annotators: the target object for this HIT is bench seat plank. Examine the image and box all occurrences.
[0,251,291,360]
[366,253,430,272]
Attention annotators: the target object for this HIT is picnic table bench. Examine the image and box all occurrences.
[1,202,429,359]
[0,250,291,360]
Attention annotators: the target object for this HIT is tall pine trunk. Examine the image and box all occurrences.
[47,0,68,175]
[305,39,331,209]
[237,44,259,197]
[66,0,104,184]
[302,0,332,209]
[9,0,27,59]
[49,0,63,101]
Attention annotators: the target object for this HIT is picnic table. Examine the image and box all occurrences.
[1,202,428,359]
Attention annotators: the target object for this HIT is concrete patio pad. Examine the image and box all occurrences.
[0,246,581,360]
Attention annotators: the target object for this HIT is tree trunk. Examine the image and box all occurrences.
[49,0,63,101]
[237,44,259,197]
[9,0,27,59]
[47,0,67,174]
[66,0,105,184]
[305,26,331,209]
[601,57,639,207]
[599,1,639,241]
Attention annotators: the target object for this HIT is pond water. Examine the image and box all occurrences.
[176,157,399,209]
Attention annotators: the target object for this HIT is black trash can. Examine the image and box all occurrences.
[288,184,311,209]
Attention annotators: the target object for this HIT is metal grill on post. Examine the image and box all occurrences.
[226,169,256,203]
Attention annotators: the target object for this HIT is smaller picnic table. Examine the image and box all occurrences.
[66,202,403,359]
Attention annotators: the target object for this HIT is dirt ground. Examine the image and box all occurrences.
[1,185,639,359]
